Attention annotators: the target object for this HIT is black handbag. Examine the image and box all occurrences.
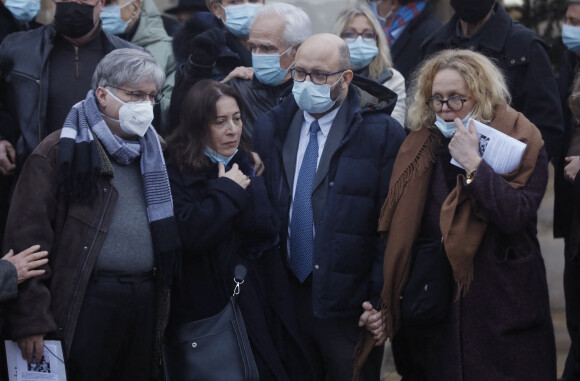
[163,265,259,381]
[401,238,453,325]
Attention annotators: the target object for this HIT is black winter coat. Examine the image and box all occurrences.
[172,14,251,78]
[423,3,563,161]
[168,16,252,134]
[554,49,580,238]
[252,82,405,319]
[167,152,312,381]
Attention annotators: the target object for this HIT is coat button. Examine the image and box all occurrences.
[314,265,319,270]
[510,59,515,64]
[329,182,334,187]
[520,56,526,62]
[192,342,197,348]
[83,246,88,251]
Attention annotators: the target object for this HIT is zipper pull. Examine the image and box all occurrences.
[74,45,79,78]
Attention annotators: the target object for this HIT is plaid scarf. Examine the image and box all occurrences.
[59,90,181,287]
[385,1,425,46]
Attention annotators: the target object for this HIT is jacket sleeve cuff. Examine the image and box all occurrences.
[0,260,18,302]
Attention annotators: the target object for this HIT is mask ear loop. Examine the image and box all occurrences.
[216,2,226,22]
[280,46,295,71]
[120,0,137,25]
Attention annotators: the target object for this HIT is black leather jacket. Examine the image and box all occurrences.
[0,24,137,166]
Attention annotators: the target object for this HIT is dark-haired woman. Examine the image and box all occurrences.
[165,79,310,380]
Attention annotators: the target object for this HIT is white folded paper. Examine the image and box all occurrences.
[451,118,527,174]
[5,340,67,381]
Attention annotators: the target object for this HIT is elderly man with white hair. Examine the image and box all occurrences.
[225,2,311,126]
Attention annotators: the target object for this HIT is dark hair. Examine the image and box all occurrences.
[166,79,253,171]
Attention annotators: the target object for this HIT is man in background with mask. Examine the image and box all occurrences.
[423,0,563,163]
[554,2,580,380]
[0,0,41,43]
[172,0,263,83]
[252,33,405,381]
[101,0,175,134]
[0,0,138,250]
[168,0,264,134]
[366,0,440,86]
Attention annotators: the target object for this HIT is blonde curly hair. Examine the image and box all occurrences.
[406,49,510,132]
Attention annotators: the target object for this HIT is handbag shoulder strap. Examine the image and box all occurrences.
[232,264,247,297]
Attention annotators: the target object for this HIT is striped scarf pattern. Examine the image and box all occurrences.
[59,90,180,287]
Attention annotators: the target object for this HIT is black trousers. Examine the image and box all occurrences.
[392,321,449,381]
[67,271,156,381]
[564,235,580,381]
[289,274,383,381]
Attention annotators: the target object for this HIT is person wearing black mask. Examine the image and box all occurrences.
[0,0,140,174]
[0,0,139,248]
[423,0,563,164]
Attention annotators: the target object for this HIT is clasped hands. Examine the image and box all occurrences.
[359,301,386,346]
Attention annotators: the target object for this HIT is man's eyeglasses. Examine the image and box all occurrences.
[340,29,377,43]
[107,85,164,104]
[426,95,470,112]
[290,68,346,85]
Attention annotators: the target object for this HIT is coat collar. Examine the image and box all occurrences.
[428,3,511,54]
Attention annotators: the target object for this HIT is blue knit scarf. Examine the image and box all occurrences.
[59,90,181,286]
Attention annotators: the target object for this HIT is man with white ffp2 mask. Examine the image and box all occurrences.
[100,0,175,134]
[5,48,181,381]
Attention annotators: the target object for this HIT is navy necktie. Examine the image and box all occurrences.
[290,120,320,283]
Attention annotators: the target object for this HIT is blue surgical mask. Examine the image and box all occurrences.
[101,0,133,35]
[5,0,40,22]
[434,112,472,138]
[292,73,344,114]
[563,24,580,53]
[220,3,263,37]
[252,46,293,86]
[367,1,388,27]
[205,146,238,165]
[345,36,379,70]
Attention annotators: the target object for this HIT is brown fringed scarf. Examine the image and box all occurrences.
[352,104,543,379]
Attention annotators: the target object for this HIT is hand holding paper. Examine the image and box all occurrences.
[450,118,527,175]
